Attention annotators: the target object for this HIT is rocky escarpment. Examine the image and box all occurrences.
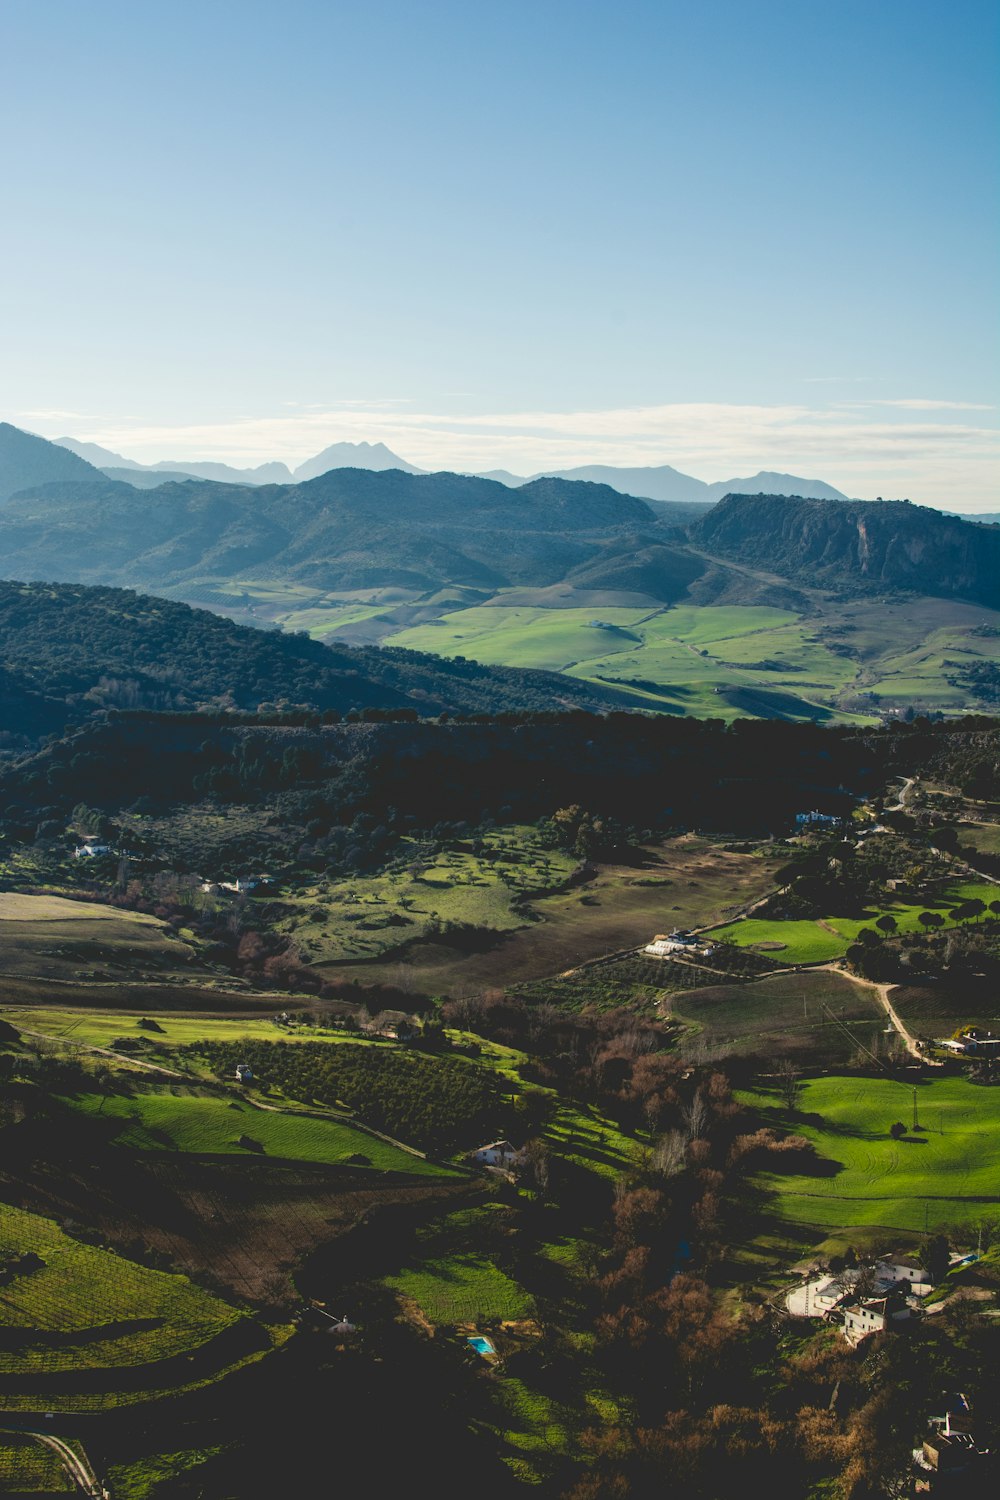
[690,493,1000,608]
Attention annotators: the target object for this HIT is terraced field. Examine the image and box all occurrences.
[738,1075,1000,1233]
[0,1201,249,1407]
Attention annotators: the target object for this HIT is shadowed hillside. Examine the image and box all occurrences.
[692,493,1000,608]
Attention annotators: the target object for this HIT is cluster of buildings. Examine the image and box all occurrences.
[643,929,716,960]
[786,1252,938,1343]
[795,810,843,830]
[200,873,274,895]
[938,1029,1000,1058]
[914,1395,990,1493]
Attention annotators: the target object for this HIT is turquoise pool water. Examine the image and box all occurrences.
[468,1335,496,1356]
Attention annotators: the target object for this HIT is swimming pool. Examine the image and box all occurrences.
[467,1335,496,1356]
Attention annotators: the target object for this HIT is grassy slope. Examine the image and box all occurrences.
[738,1074,1000,1233]
[0,893,211,983]
[281,828,578,964]
[378,594,1000,720]
[65,1088,453,1175]
[711,880,1000,963]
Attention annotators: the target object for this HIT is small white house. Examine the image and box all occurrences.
[841,1295,913,1344]
[470,1140,525,1169]
[74,842,111,858]
[875,1255,933,1293]
[235,1064,253,1084]
[795,810,840,829]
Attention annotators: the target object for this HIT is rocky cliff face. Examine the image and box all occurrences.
[690,494,1000,607]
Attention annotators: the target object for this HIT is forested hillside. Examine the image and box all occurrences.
[0,580,632,752]
[0,467,655,594]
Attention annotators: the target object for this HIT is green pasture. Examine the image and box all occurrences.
[710,880,1000,964]
[960,822,1000,856]
[0,1201,239,1377]
[374,590,1000,721]
[285,827,578,963]
[382,604,654,671]
[2,1005,366,1053]
[383,603,861,721]
[386,1255,532,1324]
[546,1103,640,1181]
[738,1074,1000,1234]
[66,1088,451,1175]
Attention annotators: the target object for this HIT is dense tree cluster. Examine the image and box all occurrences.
[188,1039,504,1153]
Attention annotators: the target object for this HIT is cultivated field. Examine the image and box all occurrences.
[0,1435,73,1492]
[887,983,1000,1042]
[0,1200,246,1407]
[739,1074,1000,1234]
[667,968,888,1064]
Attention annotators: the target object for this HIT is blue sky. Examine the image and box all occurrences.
[1,0,997,505]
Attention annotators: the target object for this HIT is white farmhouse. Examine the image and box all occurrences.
[470,1140,525,1169]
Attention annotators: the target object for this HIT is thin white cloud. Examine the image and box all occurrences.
[860,399,994,411]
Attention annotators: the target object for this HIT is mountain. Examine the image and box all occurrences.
[56,436,144,469]
[701,471,849,504]
[478,461,849,507]
[100,467,210,488]
[292,441,421,481]
[57,437,295,486]
[691,493,1000,608]
[0,468,656,596]
[529,462,711,504]
[0,423,104,502]
[148,459,294,484]
[0,579,635,753]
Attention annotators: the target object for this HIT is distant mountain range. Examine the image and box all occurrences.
[0,423,995,613]
[478,463,851,507]
[55,436,421,487]
[0,422,102,502]
[51,430,853,507]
